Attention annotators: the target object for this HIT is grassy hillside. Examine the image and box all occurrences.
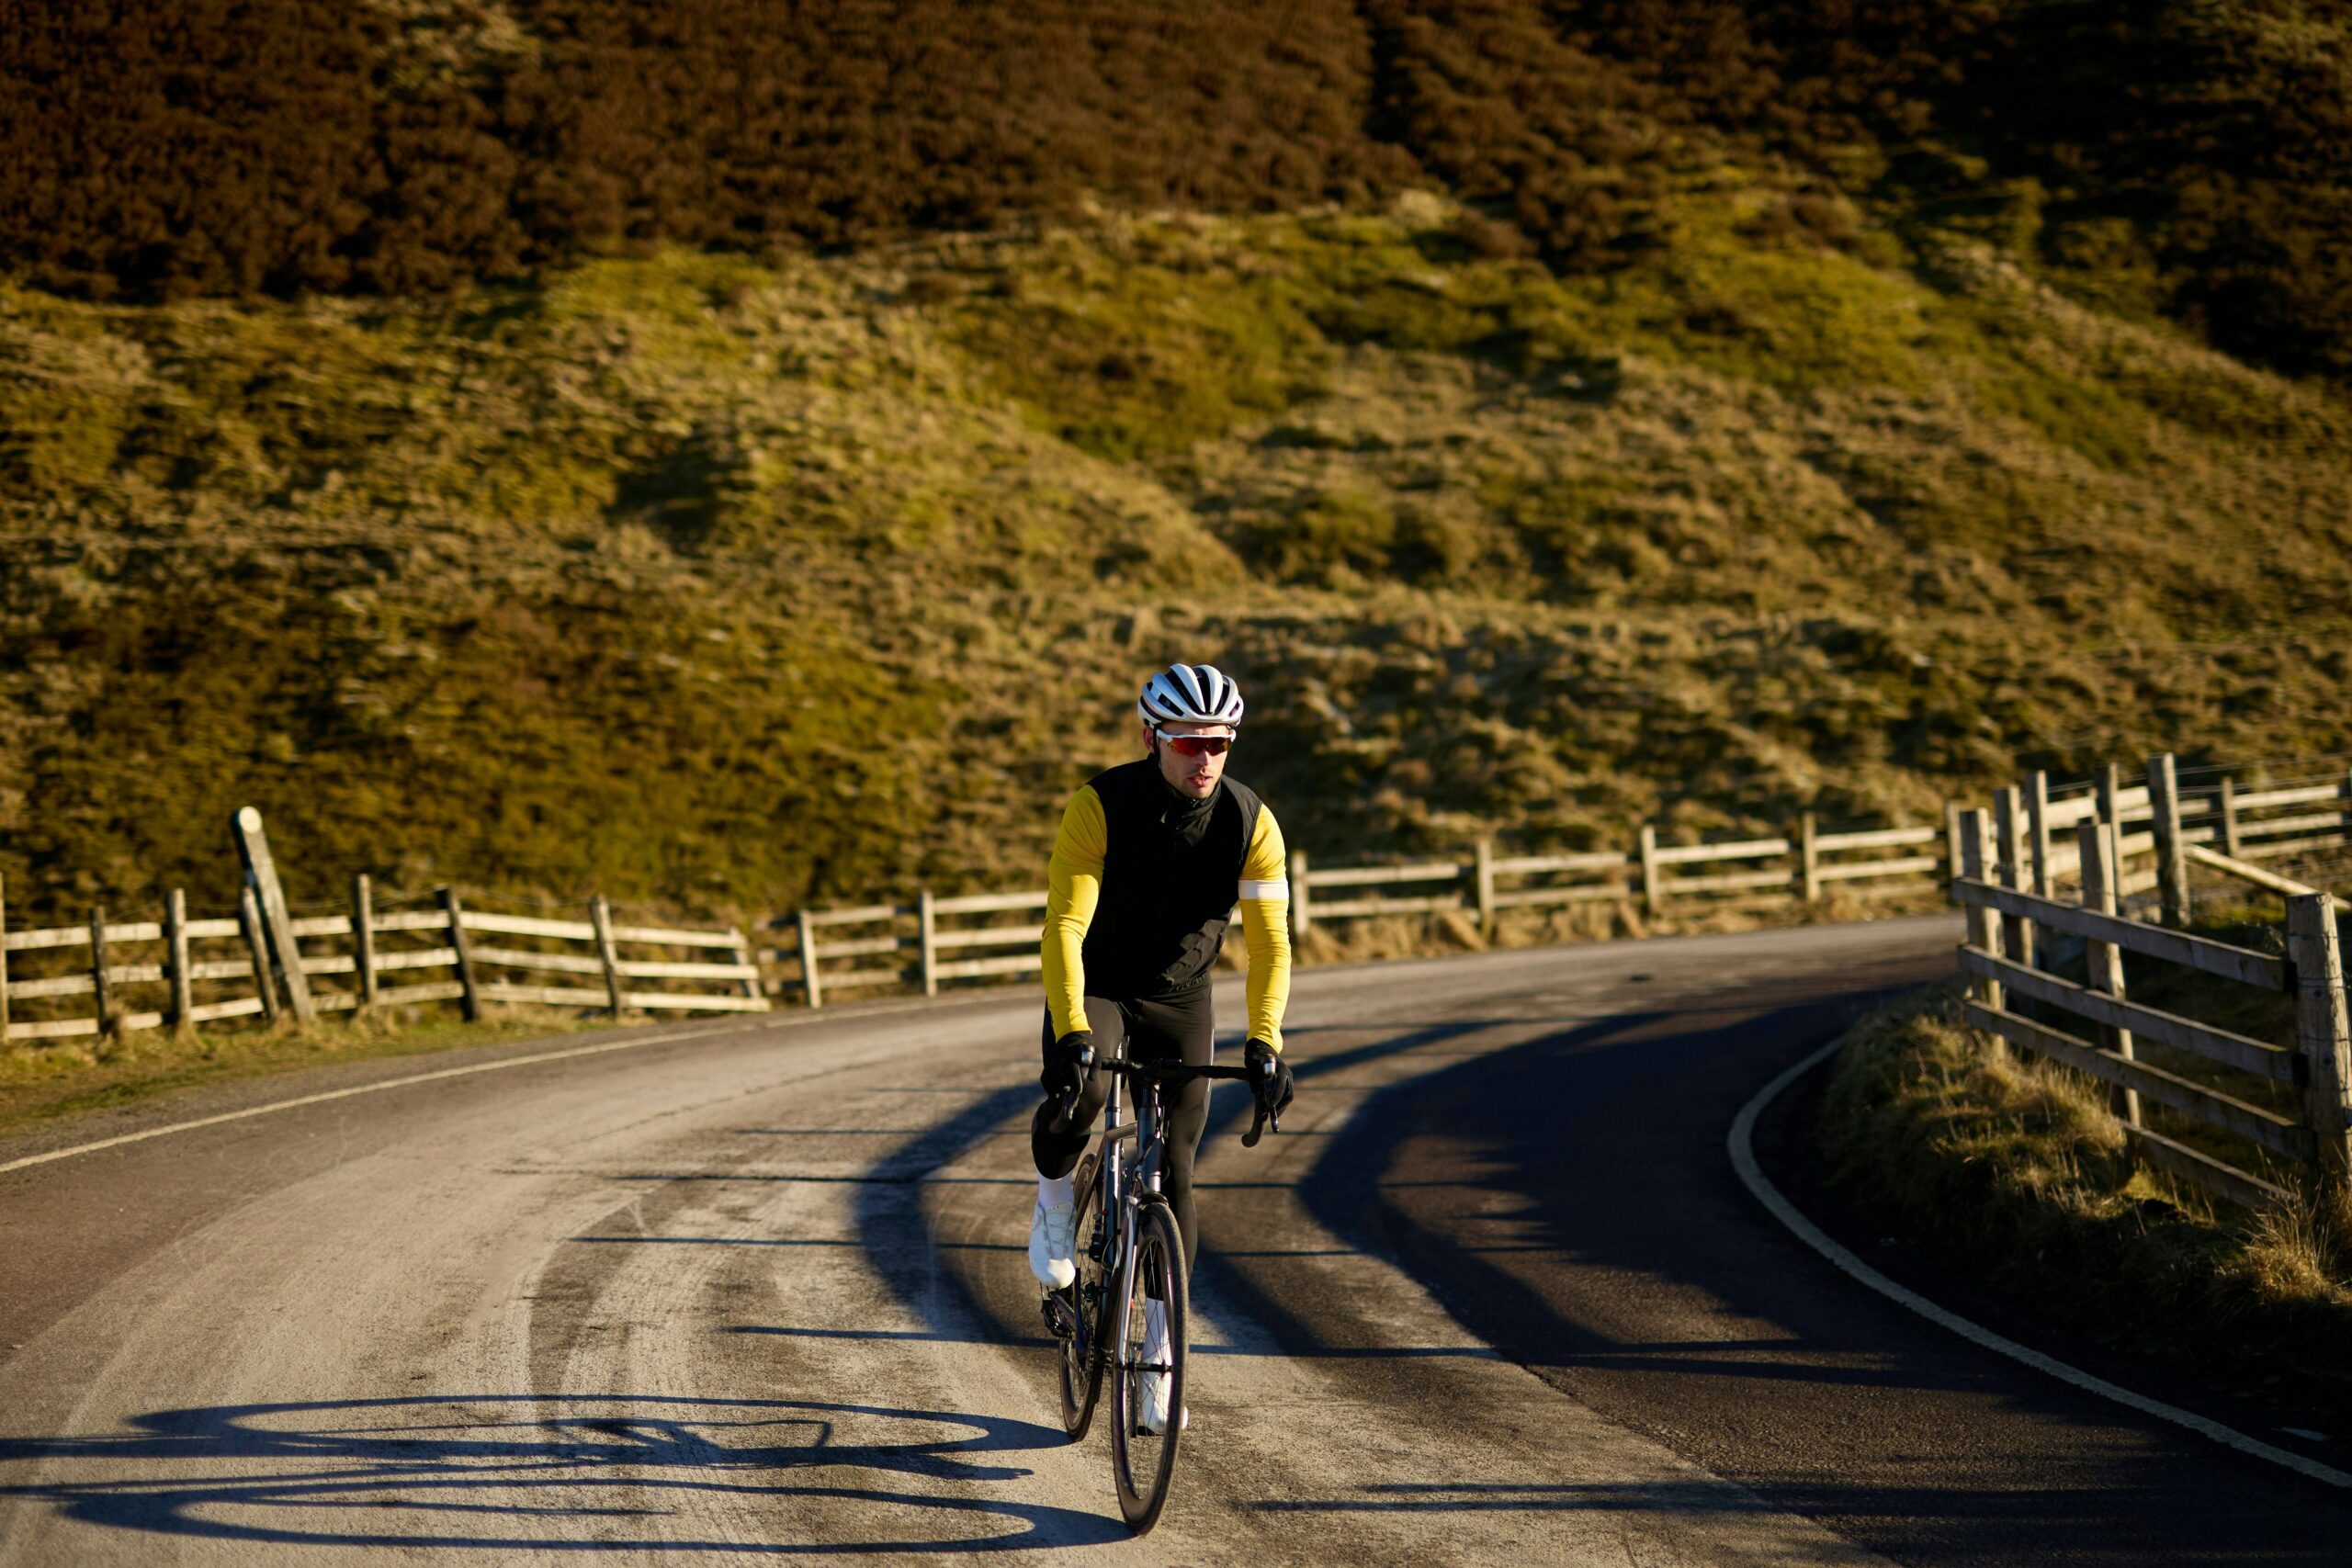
[6,181,2349,923]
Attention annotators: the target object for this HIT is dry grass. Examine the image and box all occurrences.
[1820,983,2352,1421]
[2243,1184,2352,1312]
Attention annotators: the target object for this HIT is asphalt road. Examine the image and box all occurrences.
[3,915,2347,1562]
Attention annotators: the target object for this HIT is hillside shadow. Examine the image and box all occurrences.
[1293,990,2352,1561]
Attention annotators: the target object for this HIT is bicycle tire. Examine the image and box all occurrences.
[1057,1153,1109,1439]
[1108,1197,1188,1533]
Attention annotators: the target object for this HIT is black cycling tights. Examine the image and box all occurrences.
[1031,987,1213,1270]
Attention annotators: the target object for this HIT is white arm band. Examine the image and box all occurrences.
[1238,878,1290,901]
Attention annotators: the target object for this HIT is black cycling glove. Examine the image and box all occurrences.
[1244,1037,1294,1119]
[1041,1029,1094,1124]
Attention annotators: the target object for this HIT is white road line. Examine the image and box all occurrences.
[0,998,952,1177]
[1729,1037,2352,1490]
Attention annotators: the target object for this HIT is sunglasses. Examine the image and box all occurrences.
[1157,730,1233,757]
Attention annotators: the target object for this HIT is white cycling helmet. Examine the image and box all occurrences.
[1138,662,1245,729]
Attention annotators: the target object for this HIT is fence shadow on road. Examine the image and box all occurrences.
[0,1393,1127,1553]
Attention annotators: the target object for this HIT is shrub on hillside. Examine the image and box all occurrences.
[2,2,2346,381]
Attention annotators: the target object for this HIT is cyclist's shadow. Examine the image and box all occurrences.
[0,1393,1127,1553]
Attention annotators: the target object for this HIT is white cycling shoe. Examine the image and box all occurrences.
[1028,1199,1077,1291]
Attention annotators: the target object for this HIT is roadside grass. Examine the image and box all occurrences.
[0,1006,593,1137]
[1818,973,2352,1423]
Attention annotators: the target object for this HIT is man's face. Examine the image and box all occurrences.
[1146,719,1234,800]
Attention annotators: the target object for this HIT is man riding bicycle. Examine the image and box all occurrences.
[1027,661,1298,1434]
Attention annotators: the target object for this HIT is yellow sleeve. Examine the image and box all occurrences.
[1238,805,1292,1053]
[1042,784,1106,1038]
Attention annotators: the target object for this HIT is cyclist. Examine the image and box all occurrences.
[1027,661,1298,1433]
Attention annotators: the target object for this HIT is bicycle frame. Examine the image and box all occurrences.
[1091,1066,1167,1311]
[1048,1048,1276,1530]
[1053,1048,1270,1429]
[1099,1066,1185,1455]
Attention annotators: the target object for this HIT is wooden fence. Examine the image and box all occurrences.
[784,891,1048,1010]
[1949,753,2352,1209]
[0,811,767,1046]
[771,817,1949,1007]
[27,755,2343,1060]
[1954,758,2352,919]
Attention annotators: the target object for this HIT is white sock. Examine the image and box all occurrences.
[1037,1172,1074,1208]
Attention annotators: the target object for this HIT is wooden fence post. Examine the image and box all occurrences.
[1799,813,1821,903]
[1474,839,1497,932]
[2146,753,2191,928]
[352,874,379,1010]
[797,910,823,1010]
[2287,892,2352,1183]
[1944,803,1962,905]
[591,895,626,1018]
[232,807,315,1025]
[239,882,279,1022]
[1993,787,2035,969]
[918,889,938,998]
[1639,826,1662,918]
[439,886,481,1021]
[2026,771,2052,897]
[2218,777,2243,861]
[166,888,192,1034]
[1959,809,2005,1010]
[1290,851,1312,937]
[2078,818,2140,1128]
[89,906,113,1039]
[729,927,763,1002]
[1,872,12,1043]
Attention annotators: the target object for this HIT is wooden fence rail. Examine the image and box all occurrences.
[771,818,1951,1008]
[0,810,767,1045]
[17,756,2347,1067]
[1946,753,2352,1210]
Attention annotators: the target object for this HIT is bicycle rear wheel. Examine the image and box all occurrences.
[1057,1153,1109,1439]
[1108,1197,1188,1533]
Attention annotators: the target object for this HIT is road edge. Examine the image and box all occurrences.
[0,993,970,1176]
[1727,1035,2352,1491]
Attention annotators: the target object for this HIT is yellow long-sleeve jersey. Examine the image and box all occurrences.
[1039,759,1292,1051]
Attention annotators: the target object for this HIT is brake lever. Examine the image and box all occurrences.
[1240,1055,1283,1147]
[1057,1042,1095,1131]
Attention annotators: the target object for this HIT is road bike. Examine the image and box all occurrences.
[1039,1049,1278,1534]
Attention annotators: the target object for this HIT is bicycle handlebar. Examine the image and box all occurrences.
[1080,1049,1283,1146]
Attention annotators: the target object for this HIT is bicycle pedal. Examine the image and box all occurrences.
[1039,1294,1077,1340]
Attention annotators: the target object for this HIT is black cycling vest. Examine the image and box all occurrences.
[1080,758,1264,1000]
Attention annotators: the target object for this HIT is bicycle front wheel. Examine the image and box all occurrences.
[1108,1197,1188,1534]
